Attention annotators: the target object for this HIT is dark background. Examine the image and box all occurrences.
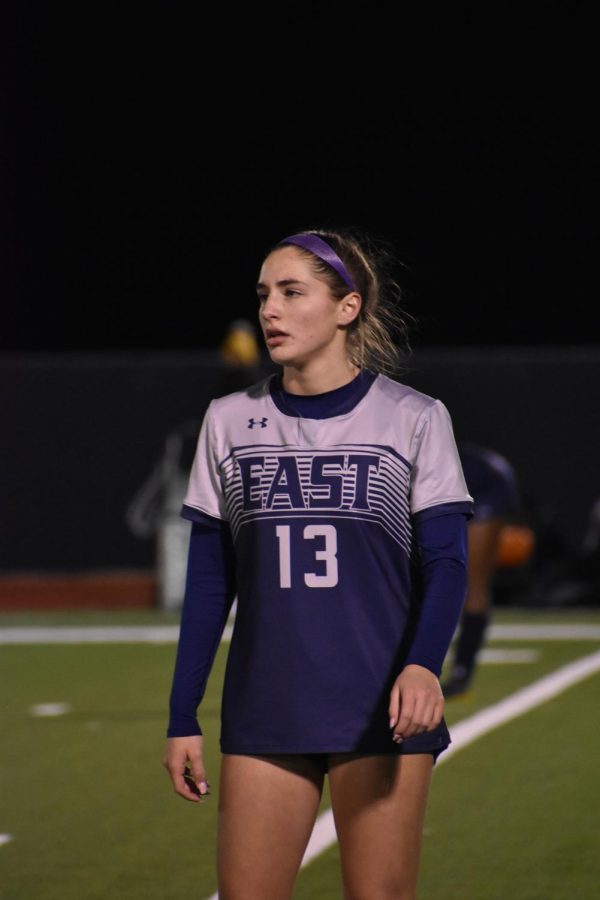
[2,7,598,601]
[3,6,597,353]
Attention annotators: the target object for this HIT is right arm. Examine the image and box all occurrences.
[163,515,236,802]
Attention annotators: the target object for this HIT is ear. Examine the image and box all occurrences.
[337,292,362,327]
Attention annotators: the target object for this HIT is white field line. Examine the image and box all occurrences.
[204,649,600,900]
[1,622,600,645]
[489,624,600,640]
[0,626,181,644]
[479,648,539,663]
[437,648,600,763]
[29,702,72,717]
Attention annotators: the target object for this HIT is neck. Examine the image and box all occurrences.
[281,359,360,395]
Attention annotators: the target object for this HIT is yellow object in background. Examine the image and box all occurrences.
[220,319,260,367]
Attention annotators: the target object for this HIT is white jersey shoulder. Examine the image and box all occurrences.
[183,372,472,523]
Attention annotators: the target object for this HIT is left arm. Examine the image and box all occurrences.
[389,511,468,741]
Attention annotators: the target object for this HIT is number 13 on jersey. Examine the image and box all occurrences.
[275,524,339,588]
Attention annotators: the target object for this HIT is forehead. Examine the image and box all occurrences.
[258,245,319,284]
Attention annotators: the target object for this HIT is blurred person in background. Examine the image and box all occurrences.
[442,441,527,698]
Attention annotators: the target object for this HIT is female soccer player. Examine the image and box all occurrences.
[163,227,474,899]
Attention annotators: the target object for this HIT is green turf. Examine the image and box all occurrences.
[442,640,600,728]
[492,606,600,624]
[1,611,599,899]
[1,642,221,899]
[293,641,600,900]
[418,672,600,900]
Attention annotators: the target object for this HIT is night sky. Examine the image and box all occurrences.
[3,8,596,353]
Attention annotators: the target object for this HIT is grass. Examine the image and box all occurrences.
[419,672,600,900]
[1,609,599,899]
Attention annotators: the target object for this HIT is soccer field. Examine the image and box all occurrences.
[1,608,599,899]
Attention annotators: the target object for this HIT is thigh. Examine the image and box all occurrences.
[217,753,325,900]
[328,752,434,900]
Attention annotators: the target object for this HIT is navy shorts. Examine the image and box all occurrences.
[243,718,451,774]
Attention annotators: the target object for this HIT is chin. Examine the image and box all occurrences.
[268,347,297,366]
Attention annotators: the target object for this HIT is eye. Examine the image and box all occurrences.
[285,289,301,297]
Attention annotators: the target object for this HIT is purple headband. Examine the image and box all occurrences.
[277,233,356,292]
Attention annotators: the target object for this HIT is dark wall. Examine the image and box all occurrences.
[404,346,600,556]
[3,352,226,570]
[2,347,599,572]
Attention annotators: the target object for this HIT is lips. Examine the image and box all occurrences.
[265,329,288,346]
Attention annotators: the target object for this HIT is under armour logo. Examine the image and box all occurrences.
[248,417,268,429]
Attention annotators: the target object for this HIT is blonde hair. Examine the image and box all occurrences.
[266,226,415,377]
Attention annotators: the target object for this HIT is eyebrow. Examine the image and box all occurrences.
[255,279,309,291]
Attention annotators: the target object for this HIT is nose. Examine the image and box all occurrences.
[259,292,281,321]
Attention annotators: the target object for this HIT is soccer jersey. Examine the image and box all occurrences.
[181,370,474,753]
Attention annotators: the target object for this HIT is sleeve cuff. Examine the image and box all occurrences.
[180,504,227,527]
[412,500,474,524]
[166,716,203,738]
[403,655,442,676]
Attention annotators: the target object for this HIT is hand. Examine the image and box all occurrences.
[388,664,445,742]
[163,735,210,803]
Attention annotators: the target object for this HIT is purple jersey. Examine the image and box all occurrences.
[181,371,473,753]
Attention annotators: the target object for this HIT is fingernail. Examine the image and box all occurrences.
[199,781,209,795]
[393,734,404,744]
[389,717,396,728]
